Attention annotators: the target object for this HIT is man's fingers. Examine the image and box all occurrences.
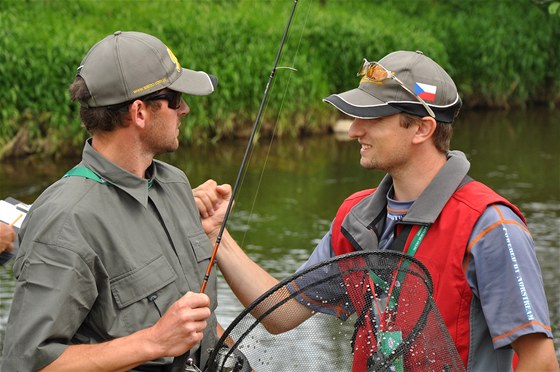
[194,192,216,218]
[149,292,212,357]
[194,179,233,218]
[193,184,219,217]
[216,184,232,199]
[182,292,211,309]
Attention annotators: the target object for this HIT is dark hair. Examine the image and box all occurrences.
[69,76,160,134]
[399,113,453,153]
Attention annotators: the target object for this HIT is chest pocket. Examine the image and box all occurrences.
[187,231,218,308]
[188,231,213,263]
[110,255,179,333]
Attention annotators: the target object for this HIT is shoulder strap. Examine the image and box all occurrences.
[63,166,110,185]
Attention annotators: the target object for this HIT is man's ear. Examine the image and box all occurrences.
[128,100,149,129]
[412,116,437,144]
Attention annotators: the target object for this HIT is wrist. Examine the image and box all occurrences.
[135,326,164,361]
[207,230,220,244]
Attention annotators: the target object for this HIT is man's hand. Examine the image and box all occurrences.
[193,180,232,238]
[0,223,16,254]
[146,292,212,358]
[40,292,213,371]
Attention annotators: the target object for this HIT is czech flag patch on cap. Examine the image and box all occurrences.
[414,82,437,102]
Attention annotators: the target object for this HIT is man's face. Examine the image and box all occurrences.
[142,90,189,155]
[347,114,417,172]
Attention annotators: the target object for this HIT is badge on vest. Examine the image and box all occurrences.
[379,330,403,372]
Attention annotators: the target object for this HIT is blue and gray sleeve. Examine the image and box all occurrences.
[466,204,552,349]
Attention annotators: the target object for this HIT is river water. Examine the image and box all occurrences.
[0,108,559,366]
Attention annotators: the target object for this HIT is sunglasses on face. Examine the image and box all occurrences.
[142,90,183,110]
[107,90,184,111]
[357,59,436,119]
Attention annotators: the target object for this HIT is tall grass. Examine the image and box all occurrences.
[0,0,558,156]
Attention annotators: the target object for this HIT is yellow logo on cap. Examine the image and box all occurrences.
[167,47,181,72]
[133,78,168,94]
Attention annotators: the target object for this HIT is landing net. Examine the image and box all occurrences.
[205,251,465,372]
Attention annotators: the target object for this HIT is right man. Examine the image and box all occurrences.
[199,50,559,371]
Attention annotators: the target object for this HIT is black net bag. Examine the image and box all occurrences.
[204,251,465,372]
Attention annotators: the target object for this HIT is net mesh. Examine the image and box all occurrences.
[205,251,465,372]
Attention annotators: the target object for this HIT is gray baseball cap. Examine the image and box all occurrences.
[77,31,217,108]
[323,51,461,123]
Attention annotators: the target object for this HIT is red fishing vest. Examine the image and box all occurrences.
[331,181,525,369]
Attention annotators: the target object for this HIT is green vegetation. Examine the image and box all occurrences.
[0,0,558,157]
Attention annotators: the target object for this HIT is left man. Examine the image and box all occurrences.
[2,31,226,372]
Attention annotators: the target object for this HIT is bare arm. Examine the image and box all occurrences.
[40,292,211,372]
[193,180,313,334]
[511,333,559,372]
[217,230,313,334]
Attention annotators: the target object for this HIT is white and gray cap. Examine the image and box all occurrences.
[323,51,462,123]
[77,31,217,108]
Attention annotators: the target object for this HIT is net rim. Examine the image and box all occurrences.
[205,250,434,371]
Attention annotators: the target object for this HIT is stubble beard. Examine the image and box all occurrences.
[360,156,387,172]
[145,116,181,156]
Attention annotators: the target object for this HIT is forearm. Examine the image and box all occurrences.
[40,291,211,372]
[216,229,313,333]
[216,229,279,307]
[512,334,559,372]
[195,181,313,332]
[40,328,160,372]
[196,181,277,302]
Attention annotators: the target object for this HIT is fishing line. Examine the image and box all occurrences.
[200,0,300,294]
[222,9,307,249]
[237,0,313,249]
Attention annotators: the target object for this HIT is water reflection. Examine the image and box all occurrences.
[0,108,559,364]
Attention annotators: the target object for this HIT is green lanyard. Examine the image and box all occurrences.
[369,224,428,280]
[64,166,153,188]
[406,225,429,256]
[391,224,428,310]
[64,166,110,185]
[369,224,430,311]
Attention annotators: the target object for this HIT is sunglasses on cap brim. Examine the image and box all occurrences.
[358,59,436,119]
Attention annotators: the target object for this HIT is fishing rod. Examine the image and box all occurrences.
[199,0,299,293]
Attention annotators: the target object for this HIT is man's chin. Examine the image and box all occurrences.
[156,143,180,155]
[360,159,383,171]
[360,159,374,169]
